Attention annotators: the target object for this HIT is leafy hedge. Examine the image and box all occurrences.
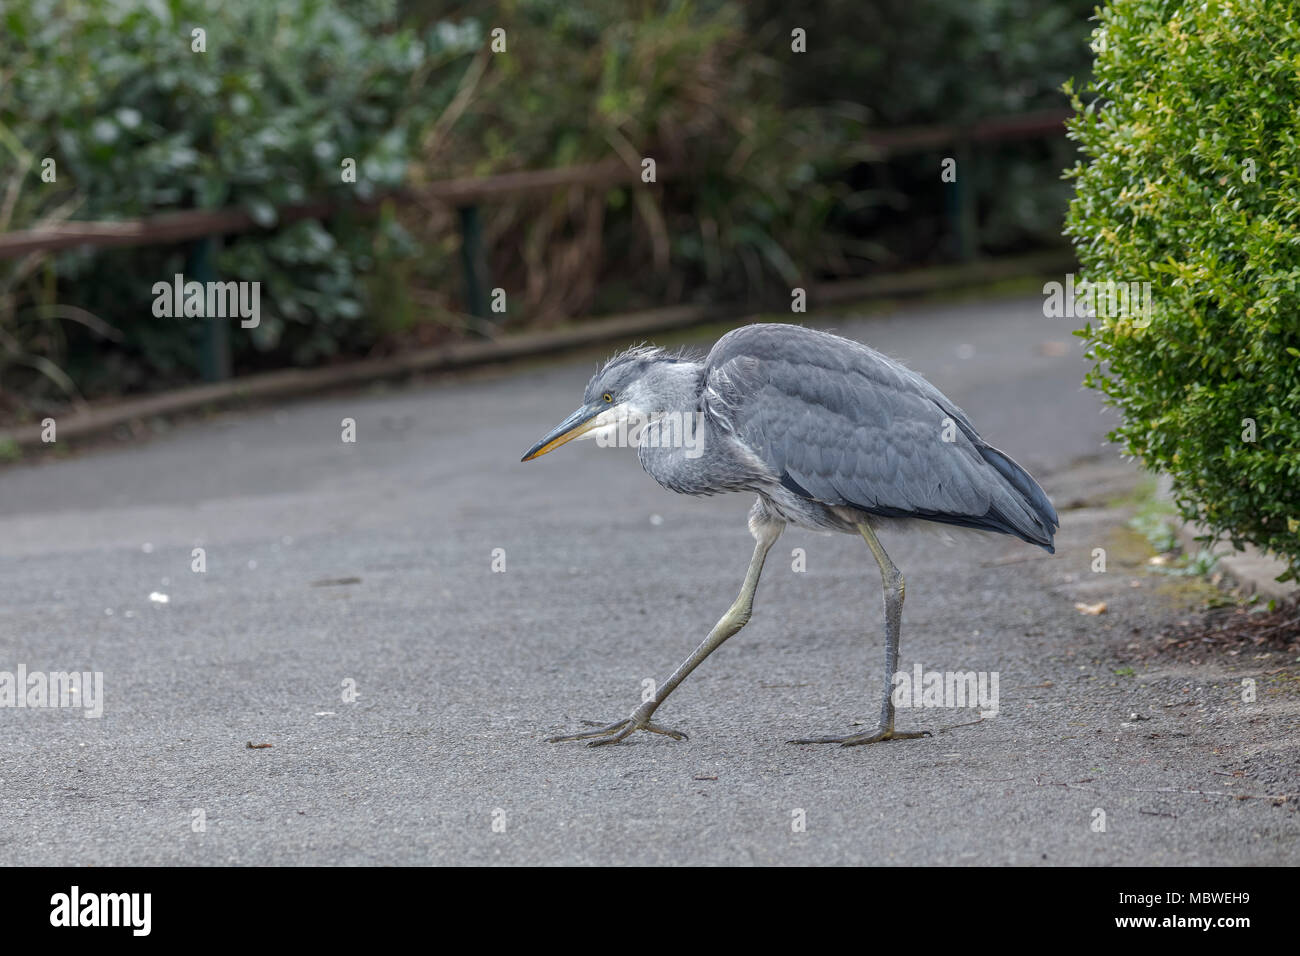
[1,0,1100,420]
[0,0,472,409]
[1066,0,1300,578]
[2,0,871,412]
[749,0,1097,260]
[405,0,868,324]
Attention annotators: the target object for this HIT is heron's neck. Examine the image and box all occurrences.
[641,359,705,415]
[633,360,711,493]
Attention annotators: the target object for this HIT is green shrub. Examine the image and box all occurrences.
[748,0,1097,259]
[0,0,472,412]
[1,0,1101,419]
[408,0,869,323]
[1065,0,1300,579]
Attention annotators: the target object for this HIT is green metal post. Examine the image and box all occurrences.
[190,235,230,381]
[945,138,978,261]
[458,204,489,329]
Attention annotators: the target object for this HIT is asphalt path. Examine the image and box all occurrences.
[1,294,1295,865]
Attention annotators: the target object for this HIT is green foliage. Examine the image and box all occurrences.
[1179,548,1223,579]
[413,0,869,321]
[1129,505,1178,556]
[0,0,472,409]
[0,0,1102,418]
[1066,0,1300,580]
[753,0,1097,125]
[749,0,1097,258]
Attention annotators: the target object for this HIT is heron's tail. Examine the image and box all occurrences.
[979,445,1059,553]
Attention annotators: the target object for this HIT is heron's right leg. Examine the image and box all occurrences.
[790,520,931,746]
[547,518,784,747]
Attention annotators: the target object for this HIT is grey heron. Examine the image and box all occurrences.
[522,322,1058,747]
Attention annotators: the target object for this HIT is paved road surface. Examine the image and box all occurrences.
[1,294,1295,865]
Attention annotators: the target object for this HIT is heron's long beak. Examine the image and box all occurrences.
[521,403,605,462]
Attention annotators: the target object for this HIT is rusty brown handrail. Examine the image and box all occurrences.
[0,110,1072,260]
[0,109,1072,381]
[0,159,647,260]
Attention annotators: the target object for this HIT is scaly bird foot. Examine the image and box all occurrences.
[788,724,932,747]
[546,708,688,747]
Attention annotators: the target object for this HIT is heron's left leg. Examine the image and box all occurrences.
[790,521,931,746]
[547,518,784,747]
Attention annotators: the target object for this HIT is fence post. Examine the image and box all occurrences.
[946,137,979,261]
[190,235,231,381]
[457,204,489,329]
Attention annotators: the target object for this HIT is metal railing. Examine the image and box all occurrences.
[0,108,1070,380]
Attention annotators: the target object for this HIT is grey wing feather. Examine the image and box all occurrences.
[701,324,1058,550]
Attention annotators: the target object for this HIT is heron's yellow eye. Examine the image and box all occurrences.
[602,392,613,403]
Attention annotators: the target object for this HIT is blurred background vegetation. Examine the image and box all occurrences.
[0,0,1097,421]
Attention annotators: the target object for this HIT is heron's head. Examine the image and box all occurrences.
[520,346,697,461]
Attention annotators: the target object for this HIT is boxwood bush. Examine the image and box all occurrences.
[1065,0,1300,580]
